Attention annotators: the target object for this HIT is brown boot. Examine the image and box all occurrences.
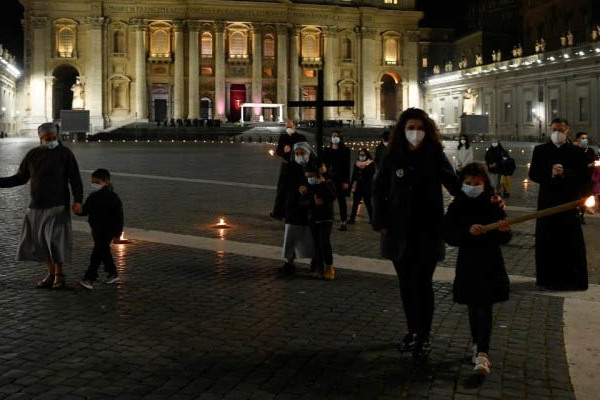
[313,265,325,279]
[323,265,335,281]
[36,274,54,289]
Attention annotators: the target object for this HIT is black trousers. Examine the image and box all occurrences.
[467,304,493,354]
[392,259,437,340]
[309,221,333,268]
[84,235,117,282]
[350,190,373,221]
[272,163,288,217]
[335,182,348,222]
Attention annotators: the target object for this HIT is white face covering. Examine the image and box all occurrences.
[286,128,294,135]
[295,154,309,165]
[331,137,341,145]
[491,142,498,147]
[91,183,104,192]
[551,131,567,146]
[405,130,425,146]
[462,183,485,198]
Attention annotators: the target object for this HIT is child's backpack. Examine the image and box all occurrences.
[501,157,516,176]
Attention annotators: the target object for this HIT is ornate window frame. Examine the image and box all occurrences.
[54,18,78,59]
[148,21,172,63]
[110,21,128,58]
[301,26,322,67]
[381,31,401,66]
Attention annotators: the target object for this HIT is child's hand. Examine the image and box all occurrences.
[299,185,308,195]
[498,219,512,232]
[491,195,506,209]
[314,195,324,206]
[469,224,484,236]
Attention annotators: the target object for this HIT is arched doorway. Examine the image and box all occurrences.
[200,97,213,120]
[380,73,399,121]
[53,65,79,120]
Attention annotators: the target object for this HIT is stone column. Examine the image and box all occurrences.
[45,76,54,121]
[360,27,377,124]
[289,25,301,120]
[214,22,226,121]
[132,19,148,120]
[188,21,200,120]
[30,17,48,125]
[276,24,288,118]
[173,20,185,120]
[85,17,105,131]
[323,26,339,120]
[251,25,263,120]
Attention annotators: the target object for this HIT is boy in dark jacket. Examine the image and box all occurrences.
[301,164,337,280]
[76,169,124,289]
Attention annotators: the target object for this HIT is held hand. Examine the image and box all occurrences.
[299,186,308,195]
[342,183,349,191]
[552,164,564,177]
[498,219,512,232]
[71,202,82,214]
[491,195,506,210]
[469,224,484,236]
[284,145,291,153]
[314,196,324,206]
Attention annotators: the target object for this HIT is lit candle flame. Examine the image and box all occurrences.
[523,178,529,184]
[268,149,275,156]
[527,163,531,169]
[594,160,600,167]
[120,232,126,241]
[217,218,227,227]
[585,195,596,209]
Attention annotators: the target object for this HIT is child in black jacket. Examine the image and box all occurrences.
[301,164,337,280]
[443,163,512,376]
[76,169,124,289]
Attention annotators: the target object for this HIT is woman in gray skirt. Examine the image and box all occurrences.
[0,123,83,289]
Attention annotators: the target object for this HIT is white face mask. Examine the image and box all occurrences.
[491,142,498,147]
[405,130,425,146]
[307,177,318,185]
[382,141,388,147]
[580,138,589,147]
[91,183,104,192]
[295,154,309,165]
[460,140,465,144]
[551,131,567,146]
[462,183,485,198]
[42,140,59,150]
[286,128,294,135]
[331,137,341,145]
[358,155,367,162]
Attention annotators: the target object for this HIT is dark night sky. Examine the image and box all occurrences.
[0,0,467,67]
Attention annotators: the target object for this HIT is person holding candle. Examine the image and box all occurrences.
[443,163,512,375]
[372,108,461,361]
[323,130,351,231]
[529,118,591,291]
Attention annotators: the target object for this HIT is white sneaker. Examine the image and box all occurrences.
[470,344,478,365]
[474,353,491,375]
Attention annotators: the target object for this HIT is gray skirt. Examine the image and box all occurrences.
[282,224,314,260]
[17,205,72,264]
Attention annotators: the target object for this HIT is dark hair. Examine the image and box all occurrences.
[358,147,373,160]
[551,117,570,126]
[576,131,588,140]
[459,163,494,196]
[389,108,442,156]
[381,130,390,141]
[92,168,111,181]
[331,130,345,147]
[458,135,471,150]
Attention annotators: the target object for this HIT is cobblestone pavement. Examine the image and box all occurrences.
[0,138,595,398]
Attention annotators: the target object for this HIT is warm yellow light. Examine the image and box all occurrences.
[523,178,529,184]
[527,163,531,169]
[585,196,596,209]
[268,149,275,156]
[594,160,600,167]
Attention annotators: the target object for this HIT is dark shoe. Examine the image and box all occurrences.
[504,192,510,199]
[269,212,283,220]
[412,340,431,362]
[399,333,417,353]
[339,222,348,231]
[277,262,296,275]
[347,219,356,225]
[36,274,54,289]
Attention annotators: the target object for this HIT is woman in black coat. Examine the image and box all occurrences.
[485,140,508,192]
[322,130,351,231]
[372,108,461,360]
[443,163,512,375]
[348,148,376,224]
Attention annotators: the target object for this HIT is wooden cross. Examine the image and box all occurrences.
[288,70,354,157]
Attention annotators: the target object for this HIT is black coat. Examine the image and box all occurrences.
[300,180,337,223]
[372,144,460,263]
[276,132,306,162]
[350,160,376,195]
[374,142,387,169]
[485,146,507,174]
[443,194,512,305]
[529,142,591,290]
[323,146,351,184]
[284,161,309,225]
[79,185,124,238]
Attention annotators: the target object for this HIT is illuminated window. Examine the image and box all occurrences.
[58,27,75,58]
[384,0,398,3]
[230,31,247,56]
[422,57,428,68]
[201,32,213,58]
[263,35,275,58]
[201,67,213,75]
[263,67,273,77]
[151,29,170,56]
[302,34,319,59]
[113,31,125,54]
[304,69,316,78]
[384,38,398,64]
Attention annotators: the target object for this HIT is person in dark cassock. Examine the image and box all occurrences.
[529,118,591,291]
[270,120,306,219]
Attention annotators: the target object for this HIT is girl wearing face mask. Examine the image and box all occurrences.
[372,108,461,361]
[322,130,351,231]
[279,142,316,275]
[455,135,473,172]
[485,140,508,193]
[443,163,512,376]
[348,148,375,224]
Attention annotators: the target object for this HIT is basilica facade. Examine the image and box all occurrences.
[18,0,422,134]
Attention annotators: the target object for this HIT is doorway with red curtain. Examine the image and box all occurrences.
[230,84,246,122]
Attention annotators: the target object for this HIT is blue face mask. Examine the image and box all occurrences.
[295,154,309,165]
[91,183,104,192]
[462,183,485,199]
[42,140,59,150]
[331,137,341,145]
